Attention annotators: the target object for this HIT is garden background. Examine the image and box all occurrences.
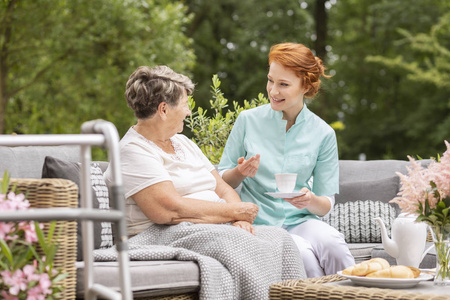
[1,0,449,160]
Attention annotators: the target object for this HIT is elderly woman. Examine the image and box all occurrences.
[101,65,305,299]
[103,65,259,236]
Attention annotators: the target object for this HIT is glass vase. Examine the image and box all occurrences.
[430,225,450,286]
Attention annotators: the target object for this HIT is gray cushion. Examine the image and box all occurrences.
[347,243,380,264]
[339,160,411,183]
[339,159,432,183]
[0,145,80,179]
[42,156,113,261]
[336,176,401,214]
[75,261,200,297]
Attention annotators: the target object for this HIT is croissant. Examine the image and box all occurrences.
[366,265,415,279]
[342,258,390,276]
[408,266,421,278]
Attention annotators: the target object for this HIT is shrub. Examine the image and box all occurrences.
[186,75,268,164]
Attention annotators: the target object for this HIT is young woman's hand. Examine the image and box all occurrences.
[232,221,255,235]
[283,187,312,210]
[237,154,260,177]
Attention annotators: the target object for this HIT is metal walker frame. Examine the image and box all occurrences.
[0,120,132,300]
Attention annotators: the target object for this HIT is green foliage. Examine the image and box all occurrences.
[185,0,313,110]
[326,0,450,159]
[186,75,268,164]
[364,11,450,158]
[3,0,450,162]
[1,0,195,139]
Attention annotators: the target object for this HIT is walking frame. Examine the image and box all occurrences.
[0,120,132,300]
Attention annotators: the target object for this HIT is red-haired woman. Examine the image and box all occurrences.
[219,43,355,277]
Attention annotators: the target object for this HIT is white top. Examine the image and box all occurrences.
[104,127,223,236]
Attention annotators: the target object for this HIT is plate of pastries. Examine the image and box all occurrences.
[337,258,434,288]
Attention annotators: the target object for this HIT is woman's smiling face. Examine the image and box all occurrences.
[266,62,307,119]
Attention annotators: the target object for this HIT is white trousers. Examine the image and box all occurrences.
[286,219,355,278]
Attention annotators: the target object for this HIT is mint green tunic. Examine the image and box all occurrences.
[219,104,339,227]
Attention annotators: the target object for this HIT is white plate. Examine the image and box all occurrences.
[265,192,305,199]
[337,271,433,289]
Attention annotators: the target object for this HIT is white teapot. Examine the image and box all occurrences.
[374,213,434,268]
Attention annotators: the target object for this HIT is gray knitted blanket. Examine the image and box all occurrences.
[94,222,305,300]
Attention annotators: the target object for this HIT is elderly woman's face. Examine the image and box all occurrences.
[168,89,191,134]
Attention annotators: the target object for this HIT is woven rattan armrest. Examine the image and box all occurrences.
[269,274,448,300]
[2,178,78,300]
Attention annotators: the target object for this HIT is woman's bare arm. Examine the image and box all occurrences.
[221,154,260,189]
[211,169,241,203]
[132,180,258,225]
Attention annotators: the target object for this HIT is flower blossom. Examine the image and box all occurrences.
[18,221,42,243]
[1,269,28,296]
[429,140,450,198]
[23,264,41,282]
[0,182,63,299]
[1,290,18,300]
[6,192,29,211]
[391,156,435,215]
[0,222,15,240]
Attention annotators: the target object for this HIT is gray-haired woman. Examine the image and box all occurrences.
[104,65,259,237]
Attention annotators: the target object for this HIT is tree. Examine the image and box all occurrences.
[326,0,449,159]
[185,0,313,109]
[366,10,450,156]
[1,0,195,136]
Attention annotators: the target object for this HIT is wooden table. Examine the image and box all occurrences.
[269,274,450,299]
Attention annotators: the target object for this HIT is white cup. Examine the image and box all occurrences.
[275,173,297,193]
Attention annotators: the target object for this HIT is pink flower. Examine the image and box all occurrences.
[429,140,450,198]
[2,269,28,296]
[391,141,450,218]
[1,291,19,300]
[0,222,15,239]
[6,192,29,211]
[18,221,40,243]
[37,273,52,295]
[27,286,46,300]
[23,264,41,282]
[391,156,435,215]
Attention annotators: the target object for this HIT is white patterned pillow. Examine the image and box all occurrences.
[321,200,396,243]
[42,157,113,260]
[91,163,113,249]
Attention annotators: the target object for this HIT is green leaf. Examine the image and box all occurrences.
[53,272,68,283]
[425,197,432,216]
[1,171,10,194]
[0,239,13,264]
[35,221,47,253]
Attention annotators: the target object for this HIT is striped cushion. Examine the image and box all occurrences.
[322,200,396,243]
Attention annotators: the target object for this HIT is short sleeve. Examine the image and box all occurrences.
[312,130,339,196]
[218,114,246,171]
[120,142,172,198]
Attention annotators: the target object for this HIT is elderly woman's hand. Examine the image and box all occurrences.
[232,221,255,235]
[232,202,259,223]
[237,154,260,177]
[283,187,312,210]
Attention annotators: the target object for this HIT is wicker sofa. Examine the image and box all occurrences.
[0,142,436,299]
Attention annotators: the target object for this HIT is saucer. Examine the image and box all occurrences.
[265,192,305,199]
